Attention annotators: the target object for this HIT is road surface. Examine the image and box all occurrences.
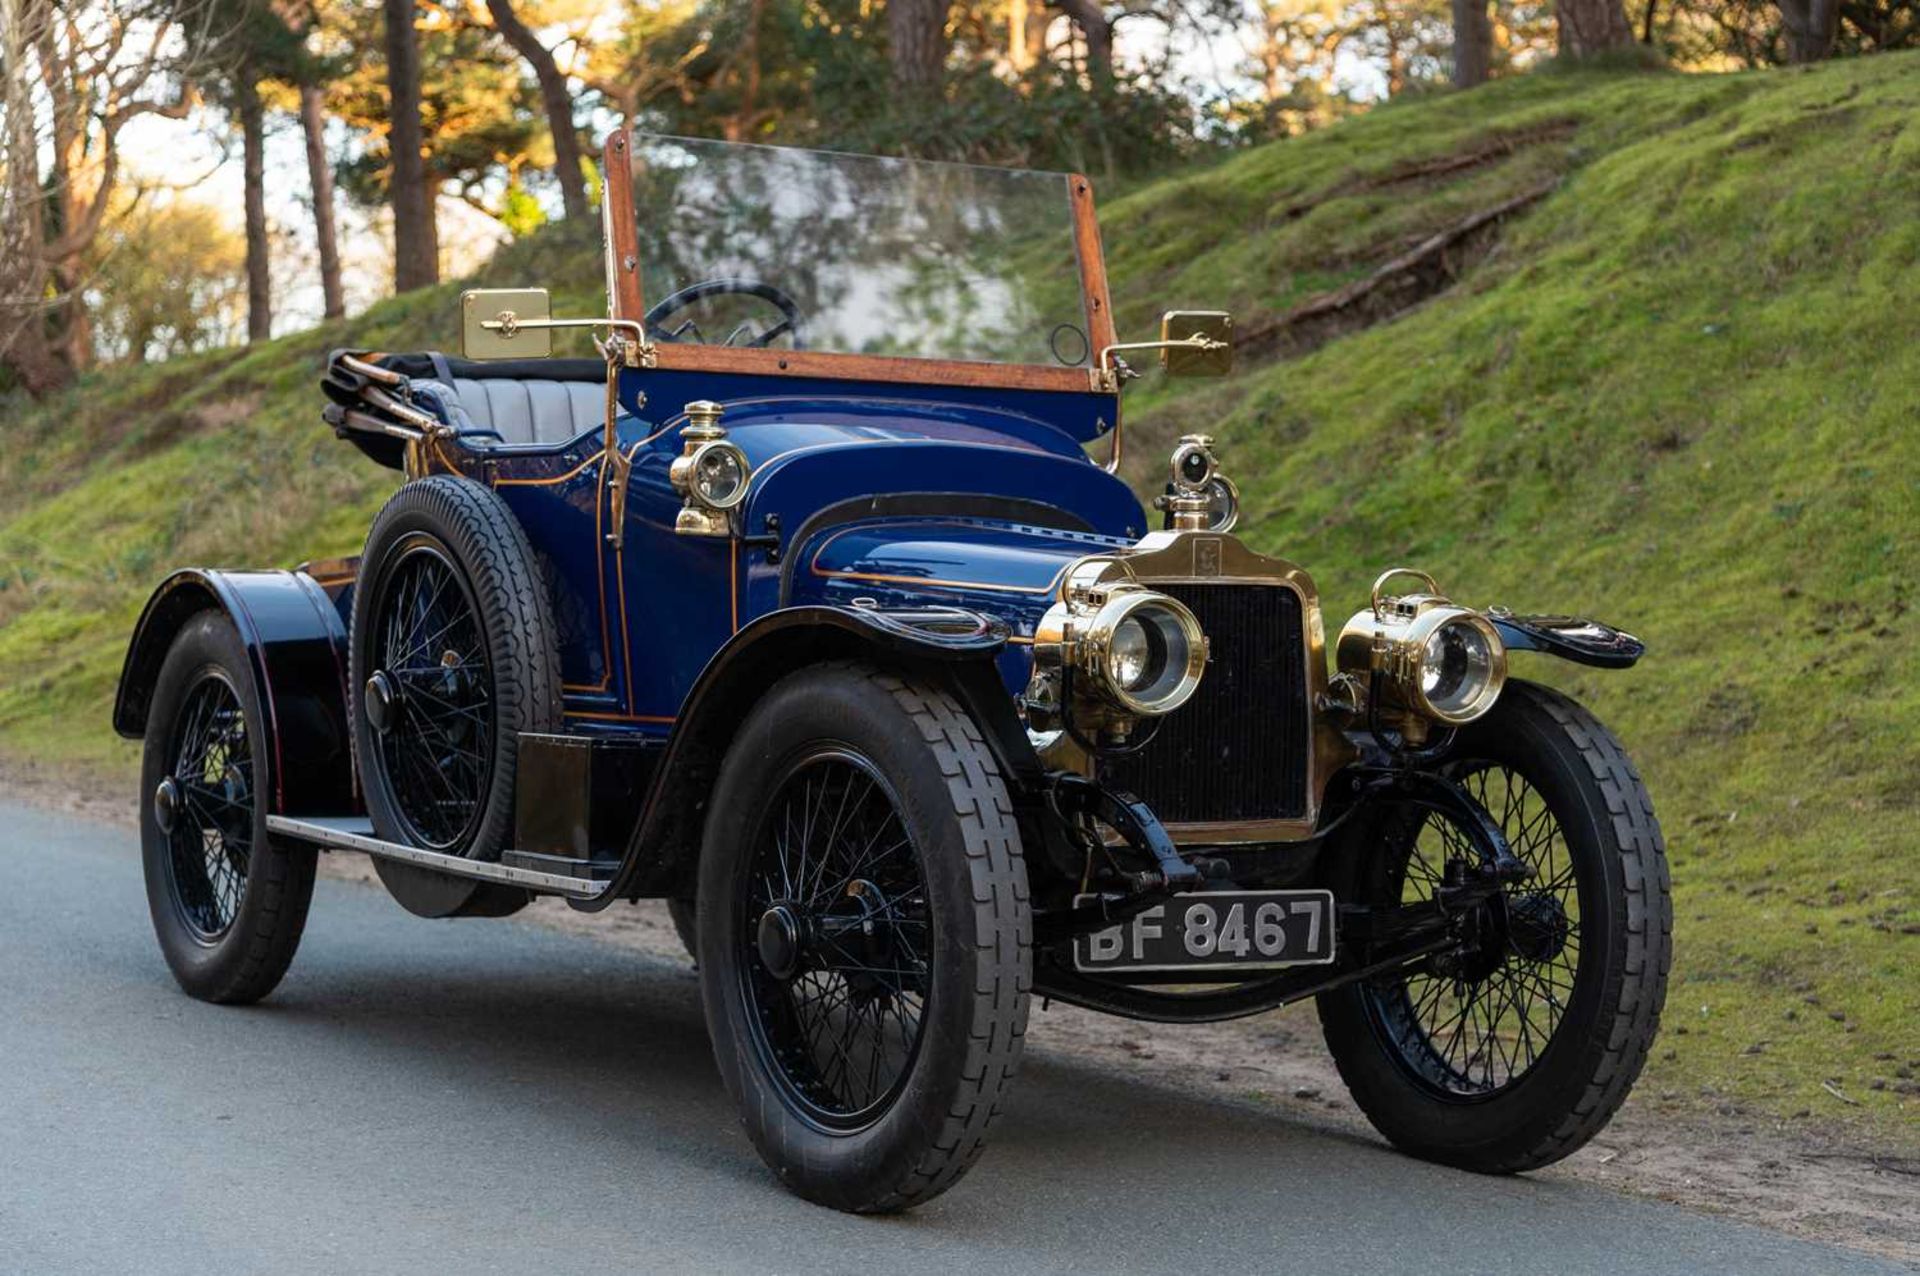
[0,802,1904,1275]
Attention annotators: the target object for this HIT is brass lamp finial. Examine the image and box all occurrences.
[684,400,726,438]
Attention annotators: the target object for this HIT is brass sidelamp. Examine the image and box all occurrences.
[669,400,752,537]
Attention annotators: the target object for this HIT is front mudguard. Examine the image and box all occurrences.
[576,603,1041,910]
[1488,609,1643,669]
[113,568,357,816]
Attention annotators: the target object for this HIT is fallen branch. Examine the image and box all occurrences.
[1238,176,1561,358]
[1275,120,1575,222]
[1820,1079,1861,1106]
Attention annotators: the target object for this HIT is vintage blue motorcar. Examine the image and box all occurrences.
[115,132,1671,1213]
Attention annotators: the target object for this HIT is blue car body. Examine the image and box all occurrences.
[432,366,1144,733]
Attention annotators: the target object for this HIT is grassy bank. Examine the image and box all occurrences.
[1,55,1914,1145]
[1110,54,1919,1145]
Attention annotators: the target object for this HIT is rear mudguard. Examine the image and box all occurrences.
[574,602,1040,910]
[1489,610,1644,669]
[113,568,358,816]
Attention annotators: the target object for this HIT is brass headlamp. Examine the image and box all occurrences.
[1336,568,1506,728]
[670,400,751,537]
[1032,559,1208,729]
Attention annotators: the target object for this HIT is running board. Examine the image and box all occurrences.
[266,815,611,900]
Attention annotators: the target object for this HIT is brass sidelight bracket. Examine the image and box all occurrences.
[603,340,635,548]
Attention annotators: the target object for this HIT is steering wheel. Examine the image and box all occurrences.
[641,278,807,350]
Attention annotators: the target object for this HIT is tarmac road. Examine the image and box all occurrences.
[0,802,1905,1276]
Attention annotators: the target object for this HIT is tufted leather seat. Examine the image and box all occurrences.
[376,352,608,448]
[417,375,607,446]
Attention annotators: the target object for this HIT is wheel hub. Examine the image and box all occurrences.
[1506,890,1571,962]
[757,904,805,981]
[153,776,181,834]
[365,670,398,735]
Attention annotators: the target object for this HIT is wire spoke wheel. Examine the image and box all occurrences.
[368,537,495,851]
[738,749,933,1132]
[162,672,254,943]
[1319,683,1668,1172]
[1366,762,1584,1099]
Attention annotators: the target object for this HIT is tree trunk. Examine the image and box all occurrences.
[1777,0,1841,60]
[0,0,66,393]
[887,0,952,95]
[236,72,271,343]
[1051,0,1113,85]
[722,0,765,141]
[48,254,91,371]
[385,0,438,290]
[1453,0,1493,85]
[1640,0,1659,43]
[1008,0,1033,71]
[1555,0,1634,56]
[3,322,69,393]
[299,83,345,320]
[1008,0,1051,72]
[483,0,588,219]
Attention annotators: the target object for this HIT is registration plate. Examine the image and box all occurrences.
[1072,889,1337,974]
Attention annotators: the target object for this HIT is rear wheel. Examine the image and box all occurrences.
[141,612,316,1003]
[1317,681,1671,1172]
[698,664,1031,1212]
[349,475,560,918]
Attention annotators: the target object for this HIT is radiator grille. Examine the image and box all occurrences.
[1099,583,1311,824]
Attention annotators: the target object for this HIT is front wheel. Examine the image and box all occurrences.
[697,664,1031,1213]
[1317,680,1672,1172]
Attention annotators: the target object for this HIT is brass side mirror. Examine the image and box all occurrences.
[1160,310,1233,376]
[461,287,553,360]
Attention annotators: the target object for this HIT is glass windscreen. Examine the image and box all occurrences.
[627,135,1093,368]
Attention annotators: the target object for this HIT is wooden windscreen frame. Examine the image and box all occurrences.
[601,131,1120,396]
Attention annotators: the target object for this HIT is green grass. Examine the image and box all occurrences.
[1107,54,1920,1145]
[2,56,1914,1145]
[0,224,606,773]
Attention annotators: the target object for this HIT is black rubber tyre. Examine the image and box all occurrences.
[141,612,317,1004]
[349,475,560,918]
[698,663,1031,1213]
[1317,680,1672,1172]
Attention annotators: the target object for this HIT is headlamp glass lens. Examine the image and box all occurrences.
[1105,602,1195,710]
[1421,620,1495,717]
[1111,616,1158,690]
[694,446,744,505]
[1178,449,1210,486]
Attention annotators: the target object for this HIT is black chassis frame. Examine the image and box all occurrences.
[114,565,1634,1024]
